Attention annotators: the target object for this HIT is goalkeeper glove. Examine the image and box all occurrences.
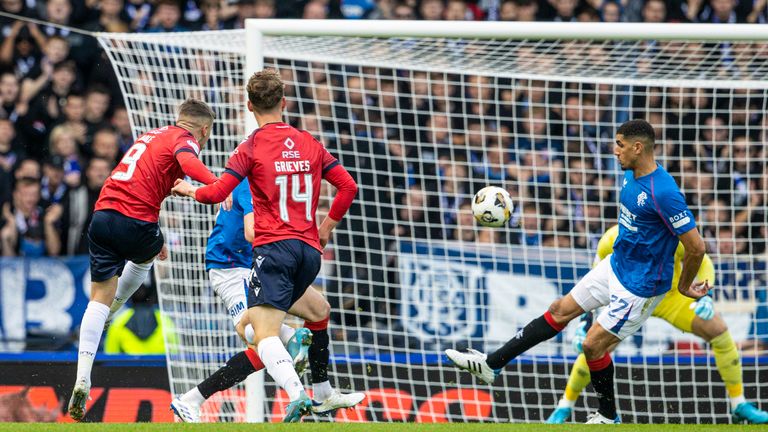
[690,296,714,321]
[572,320,588,354]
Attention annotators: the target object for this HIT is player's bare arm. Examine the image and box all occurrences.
[677,227,707,299]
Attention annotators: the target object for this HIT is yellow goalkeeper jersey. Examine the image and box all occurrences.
[594,225,715,287]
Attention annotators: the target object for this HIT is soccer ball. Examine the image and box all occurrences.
[471,186,513,228]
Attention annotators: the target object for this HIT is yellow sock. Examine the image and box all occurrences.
[563,354,592,403]
[710,331,744,406]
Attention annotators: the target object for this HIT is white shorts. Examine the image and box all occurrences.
[570,256,665,340]
[209,268,250,328]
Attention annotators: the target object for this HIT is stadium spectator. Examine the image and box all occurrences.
[1,177,62,257]
[254,0,278,18]
[17,60,78,159]
[145,0,187,32]
[444,0,473,19]
[453,201,476,241]
[90,127,120,164]
[60,157,111,255]
[84,0,130,33]
[513,0,539,20]
[40,156,68,205]
[83,85,112,143]
[601,1,623,21]
[498,0,517,19]
[110,106,133,153]
[303,0,330,19]
[13,158,41,181]
[419,0,445,19]
[197,0,226,30]
[104,285,176,355]
[551,0,579,20]
[0,21,44,78]
[56,93,87,145]
[47,124,82,187]
[642,0,667,22]
[125,0,153,31]
[0,72,21,123]
[0,119,20,171]
[391,1,417,18]
[367,0,397,18]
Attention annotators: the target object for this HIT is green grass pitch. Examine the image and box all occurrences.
[1,424,766,431]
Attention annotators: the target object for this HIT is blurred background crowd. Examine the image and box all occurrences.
[0,0,766,353]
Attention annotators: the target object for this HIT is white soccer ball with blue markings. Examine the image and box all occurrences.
[471,186,513,228]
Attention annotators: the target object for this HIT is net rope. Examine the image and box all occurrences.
[98,29,768,424]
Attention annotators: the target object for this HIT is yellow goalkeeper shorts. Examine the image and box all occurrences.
[651,286,697,333]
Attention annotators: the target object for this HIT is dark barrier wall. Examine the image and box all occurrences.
[1,355,766,423]
[0,355,170,423]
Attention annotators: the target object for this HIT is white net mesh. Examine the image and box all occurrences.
[98,27,768,424]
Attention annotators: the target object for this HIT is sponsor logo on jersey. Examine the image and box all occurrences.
[622,178,627,188]
[637,191,647,207]
[283,137,295,150]
[668,211,691,229]
[619,204,638,232]
[228,301,245,319]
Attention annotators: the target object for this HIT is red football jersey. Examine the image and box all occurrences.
[95,125,204,222]
[225,122,339,251]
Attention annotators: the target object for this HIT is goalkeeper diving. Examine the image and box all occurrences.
[546,225,768,424]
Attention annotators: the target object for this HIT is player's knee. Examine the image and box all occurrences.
[581,337,607,360]
[306,299,331,323]
[695,315,727,341]
[547,298,578,325]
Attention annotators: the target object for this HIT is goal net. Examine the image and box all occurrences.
[98,21,768,424]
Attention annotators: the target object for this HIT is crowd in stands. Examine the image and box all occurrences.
[0,0,765,351]
[0,0,765,258]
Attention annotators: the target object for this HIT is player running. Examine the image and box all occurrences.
[172,69,358,422]
[446,119,709,423]
[170,178,363,423]
[68,99,220,421]
[546,225,768,424]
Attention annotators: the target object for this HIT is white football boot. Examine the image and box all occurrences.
[445,348,500,384]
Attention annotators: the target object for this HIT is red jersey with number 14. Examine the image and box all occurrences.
[224,123,340,251]
[95,125,204,223]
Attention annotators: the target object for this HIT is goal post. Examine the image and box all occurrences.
[98,21,768,424]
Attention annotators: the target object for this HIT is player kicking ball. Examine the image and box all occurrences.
[546,225,768,424]
[446,120,709,423]
[172,69,358,422]
[170,178,363,422]
[68,99,221,421]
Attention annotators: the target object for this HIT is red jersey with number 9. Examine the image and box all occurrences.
[224,122,339,251]
[95,125,203,223]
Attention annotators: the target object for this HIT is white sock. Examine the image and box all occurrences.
[109,261,152,318]
[76,301,110,385]
[731,395,746,410]
[312,380,333,401]
[258,336,304,401]
[279,324,296,345]
[180,387,206,408]
[558,398,576,409]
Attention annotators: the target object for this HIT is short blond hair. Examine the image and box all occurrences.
[178,98,215,126]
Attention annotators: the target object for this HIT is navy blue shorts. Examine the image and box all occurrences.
[88,210,164,282]
[246,239,321,312]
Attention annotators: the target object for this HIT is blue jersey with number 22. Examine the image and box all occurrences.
[610,163,696,298]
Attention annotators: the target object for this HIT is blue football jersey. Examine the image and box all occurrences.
[610,164,696,297]
[205,179,254,270]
